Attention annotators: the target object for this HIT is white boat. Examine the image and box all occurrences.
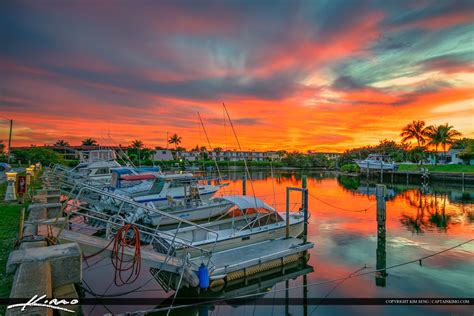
[156,195,306,257]
[355,154,398,170]
[109,171,224,207]
[70,150,124,182]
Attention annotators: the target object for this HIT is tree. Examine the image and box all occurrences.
[438,123,461,159]
[425,125,442,164]
[0,140,4,154]
[131,139,144,149]
[168,134,182,149]
[400,120,429,147]
[458,143,474,164]
[54,139,70,147]
[12,148,65,165]
[214,147,223,152]
[82,138,98,146]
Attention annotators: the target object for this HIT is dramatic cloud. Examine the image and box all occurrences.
[1,0,473,151]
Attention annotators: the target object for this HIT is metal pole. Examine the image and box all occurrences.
[7,119,12,163]
[242,174,247,196]
[286,187,290,238]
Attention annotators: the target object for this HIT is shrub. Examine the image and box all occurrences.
[340,163,360,173]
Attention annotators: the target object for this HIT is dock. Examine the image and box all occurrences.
[43,166,314,293]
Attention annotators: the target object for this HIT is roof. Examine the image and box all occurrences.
[212,195,275,212]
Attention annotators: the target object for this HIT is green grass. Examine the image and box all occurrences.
[398,164,474,173]
[0,172,43,298]
[0,182,23,298]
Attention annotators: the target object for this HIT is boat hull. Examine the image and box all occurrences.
[175,221,305,258]
[356,161,397,170]
[149,202,233,226]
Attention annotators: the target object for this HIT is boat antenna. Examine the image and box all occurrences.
[222,103,258,208]
[197,112,223,182]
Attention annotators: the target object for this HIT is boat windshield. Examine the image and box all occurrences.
[148,179,165,194]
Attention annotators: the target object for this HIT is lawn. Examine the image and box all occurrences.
[0,182,23,298]
[398,164,474,173]
[0,171,43,298]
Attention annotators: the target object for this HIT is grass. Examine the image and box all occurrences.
[0,171,43,298]
[398,164,474,173]
[0,182,23,298]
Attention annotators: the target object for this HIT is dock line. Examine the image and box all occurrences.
[125,238,473,315]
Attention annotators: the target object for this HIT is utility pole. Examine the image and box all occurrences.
[7,119,12,163]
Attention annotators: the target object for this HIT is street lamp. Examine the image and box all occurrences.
[0,116,13,163]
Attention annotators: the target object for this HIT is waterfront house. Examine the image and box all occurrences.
[152,149,174,161]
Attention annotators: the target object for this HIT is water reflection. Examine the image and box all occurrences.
[149,259,314,316]
[336,175,473,234]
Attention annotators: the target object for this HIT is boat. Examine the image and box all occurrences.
[108,170,224,207]
[155,195,306,257]
[355,154,398,170]
[70,149,124,182]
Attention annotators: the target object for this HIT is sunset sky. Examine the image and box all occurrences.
[1,0,473,152]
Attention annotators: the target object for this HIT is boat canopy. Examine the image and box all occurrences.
[212,195,275,212]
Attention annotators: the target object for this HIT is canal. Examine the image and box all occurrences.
[82,171,473,315]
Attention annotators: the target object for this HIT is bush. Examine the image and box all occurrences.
[340,163,360,173]
[11,148,65,166]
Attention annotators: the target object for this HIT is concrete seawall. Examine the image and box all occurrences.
[6,188,83,316]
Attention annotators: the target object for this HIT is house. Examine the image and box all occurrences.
[152,149,174,161]
[447,148,474,165]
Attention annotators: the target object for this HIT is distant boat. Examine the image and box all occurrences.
[355,154,398,171]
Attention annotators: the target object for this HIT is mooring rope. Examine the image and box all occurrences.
[308,192,372,213]
[82,224,142,287]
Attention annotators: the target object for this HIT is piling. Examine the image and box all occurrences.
[302,175,308,243]
[242,174,247,196]
[375,184,387,287]
[380,164,383,183]
[285,187,290,238]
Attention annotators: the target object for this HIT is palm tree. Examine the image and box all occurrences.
[438,123,461,160]
[130,140,145,166]
[54,139,70,147]
[82,138,98,146]
[131,139,144,149]
[400,120,429,147]
[426,125,442,164]
[168,134,182,150]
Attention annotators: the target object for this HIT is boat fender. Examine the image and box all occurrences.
[198,263,210,289]
[210,278,225,292]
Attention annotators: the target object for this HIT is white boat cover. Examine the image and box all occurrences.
[212,195,275,212]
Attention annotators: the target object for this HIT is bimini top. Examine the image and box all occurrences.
[212,195,275,212]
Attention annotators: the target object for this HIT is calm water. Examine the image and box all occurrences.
[83,171,473,316]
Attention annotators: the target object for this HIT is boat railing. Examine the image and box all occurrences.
[62,182,220,261]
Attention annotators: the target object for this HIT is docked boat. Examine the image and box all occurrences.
[70,149,125,182]
[156,195,306,257]
[355,154,398,170]
[108,170,224,207]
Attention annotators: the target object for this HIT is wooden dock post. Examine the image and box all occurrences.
[302,175,308,243]
[242,174,247,196]
[285,187,290,238]
[380,164,383,183]
[375,184,387,287]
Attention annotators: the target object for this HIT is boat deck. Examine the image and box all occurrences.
[193,237,313,278]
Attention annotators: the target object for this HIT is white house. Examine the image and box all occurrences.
[153,149,174,161]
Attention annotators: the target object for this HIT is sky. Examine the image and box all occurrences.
[1,0,473,152]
